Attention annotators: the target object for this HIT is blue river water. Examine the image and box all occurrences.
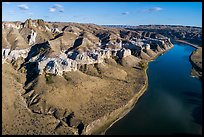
[106,43,202,135]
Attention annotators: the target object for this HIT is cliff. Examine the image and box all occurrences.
[2,19,174,135]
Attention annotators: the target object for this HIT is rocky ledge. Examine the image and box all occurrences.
[2,19,173,135]
[2,19,173,76]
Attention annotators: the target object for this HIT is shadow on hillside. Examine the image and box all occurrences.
[20,42,51,94]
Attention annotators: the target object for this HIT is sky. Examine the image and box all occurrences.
[2,2,202,27]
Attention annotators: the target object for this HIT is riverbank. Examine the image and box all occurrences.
[175,39,200,49]
[84,45,174,135]
[189,48,202,79]
[105,43,202,135]
[2,59,147,135]
[175,40,202,79]
[84,64,148,135]
[2,46,173,135]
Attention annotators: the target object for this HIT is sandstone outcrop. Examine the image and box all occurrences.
[2,19,175,135]
[2,19,173,76]
[28,29,37,45]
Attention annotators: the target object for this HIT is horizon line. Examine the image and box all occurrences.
[2,19,202,28]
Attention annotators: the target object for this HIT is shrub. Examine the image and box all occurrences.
[138,61,148,70]
[45,73,54,84]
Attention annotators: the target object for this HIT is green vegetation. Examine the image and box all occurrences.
[138,61,148,70]
[45,73,54,84]
[12,61,19,70]
[19,66,27,73]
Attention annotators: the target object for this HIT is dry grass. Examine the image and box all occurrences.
[2,58,145,135]
[190,47,202,78]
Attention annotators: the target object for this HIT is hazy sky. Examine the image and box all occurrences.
[2,2,202,27]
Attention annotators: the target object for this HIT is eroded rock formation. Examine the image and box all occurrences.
[2,19,174,135]
[2,19,173,76]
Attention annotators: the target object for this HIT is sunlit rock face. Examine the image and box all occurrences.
[2,48,29,64]
[117,48,131,59]
[39,58,78,75]
[28,30,37,45]
[2,19,173,75]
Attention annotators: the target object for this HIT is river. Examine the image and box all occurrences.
[106,43,202,135]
